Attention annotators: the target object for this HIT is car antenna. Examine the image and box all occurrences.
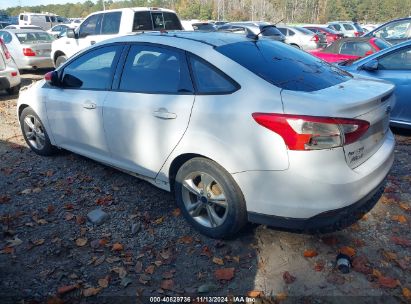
[247,18,284,40]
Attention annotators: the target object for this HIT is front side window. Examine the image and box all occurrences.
[189,56,238,94]
[379,47,411,70]
[101,12,121,35]
[79,14,102,37]
[374,21,411,39]
[119,45,192,94]
[61,45,121,90]
[217,40,351,92]
[331,24,341,31]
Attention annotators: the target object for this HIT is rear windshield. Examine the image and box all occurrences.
[374,38,391,50]
[15,32,53,43]
[216,40,352,92]
[133,11,182,31]
[260,26,282,36]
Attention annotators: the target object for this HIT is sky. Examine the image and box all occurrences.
[0,0,81,10]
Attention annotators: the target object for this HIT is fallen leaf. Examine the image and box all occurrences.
[94,255,105,266]
[403,287,411,299]
[162,271,175,279]
[46,296,64,304]
[178,235,193,244]
[314,261,324,272]
[276,292,287,301]
[6,236,22,247]
[32,187,41,193]
[0,195,11,203]
[76,216,86,225]
[32,239,45,246]
[47,205,55,214]
[378,276,400,288]
[139,274,151,284]
[64,204,74,210]
[161,279,174,290]
[46,170,54,177]
[391,236,411,247]
[65,213,74,221]
[214,268,235,281]
[98,277,109,288]
[339,246,356,257]
[282,271,296,284]
[303,249,318,258]
[21,188,32,194]
[112,267,127,278]
[95,195,113,206]
[382,251,397,261]
[135,261,143,273]
[154,216,164,224]
[99,239,108,246]
[172,208,181,217]
[36,219,48,225]
[57,285,78,295]
[83,287,101,297]
[400,202,411,211]
[212,257,224,265]
[247,290,264,298]
[201,246,212,257]
[372,269,382,278]
[321,236,338,246]
[75,238,87,247]
[112,243,124,251]
[352,255,372,274]
[145,265,155,275]
[392,215,407,223]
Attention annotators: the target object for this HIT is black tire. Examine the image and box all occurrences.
[175,157,248,238]
[55,55,67,68]
[6,85,20,95]
[20,107,57,156]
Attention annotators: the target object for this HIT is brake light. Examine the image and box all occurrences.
[252,113,370,151]
[0,38,11,59]
[354,32,360,37]
[311,35,319,42]
[11,71,18,77]
[23,48,36,56]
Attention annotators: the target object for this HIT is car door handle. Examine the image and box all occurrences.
[90,41,96,45]
[83,102,96,109]
[153,109,177,120]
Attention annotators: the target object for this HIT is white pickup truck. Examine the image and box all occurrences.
[51,7,183,67]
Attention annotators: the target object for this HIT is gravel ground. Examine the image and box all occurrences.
[1,71,411,304]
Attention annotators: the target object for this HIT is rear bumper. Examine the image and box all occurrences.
[248,178,385,231]
[0,68,21,89]
[233,130,395,220]
[19,57,53,69]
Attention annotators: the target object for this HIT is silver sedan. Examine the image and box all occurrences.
[0,29,54,70]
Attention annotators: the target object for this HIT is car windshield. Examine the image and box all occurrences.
[192,23,216,31]
[216,40,352,92]
[295,27,314,35]
[16,32,54,43]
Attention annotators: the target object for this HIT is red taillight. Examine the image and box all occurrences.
[252,113,370,151]
[11,71,18,77]
[311,35,319,42]
[0,38,11,59]
[23,48,36,56]
[44,71,53,82]
[354,32,360,37]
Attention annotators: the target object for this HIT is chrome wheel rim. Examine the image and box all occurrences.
[23,115,45,150]
[181,171,228,228]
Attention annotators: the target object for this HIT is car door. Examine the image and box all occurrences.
[76,13,103,50]
[45,44,123,161]
[103,44,195,178]
[359,46,411,124]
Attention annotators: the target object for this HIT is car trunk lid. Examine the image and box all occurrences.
[280,76,395,168]
[24,42,52,57]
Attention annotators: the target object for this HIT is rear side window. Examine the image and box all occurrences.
[119,45,192,94]
[277,28,286,35]
[331,24,341,31]
[101,12,121,34]
[343,24,354,30]
[216,40,351,92]
[189,55,238,94]
[0,31,12,44]
[62,45,121,90]
[133,11,152,31]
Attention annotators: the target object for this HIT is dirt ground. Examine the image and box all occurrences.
[1,71,411,304]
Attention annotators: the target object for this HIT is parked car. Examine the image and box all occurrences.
[0,38,20,95]
[47,24,74,38]
[51,7,183,68]
[217,22,286,42]
[309,37,391,63]
[0,29,54,70]
[363,17,411,45]
[277,26,326,50]
[328,21,364,37]
[303,26,343,44]
[17,31,395,238]
[191,22,217,31]
[340,40,411,129]
[18,12,64,30]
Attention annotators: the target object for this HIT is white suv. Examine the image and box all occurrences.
[51,7,182,67]
[328,21,364,37]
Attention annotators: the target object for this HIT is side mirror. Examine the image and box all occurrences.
[44,71,60,86]
[62,74,83,88]
[361,59,379,71]
[66,28,76,39]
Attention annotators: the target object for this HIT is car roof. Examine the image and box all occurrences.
[87,7,176,15]
[3,29,47,33]
[110,31,259,47]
